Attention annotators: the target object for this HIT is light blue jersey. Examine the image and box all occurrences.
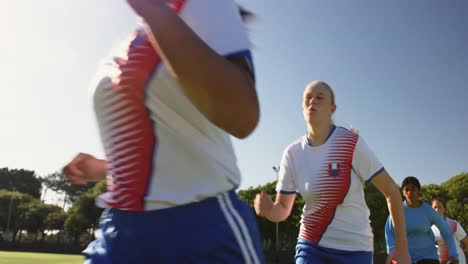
[385,201,459,262]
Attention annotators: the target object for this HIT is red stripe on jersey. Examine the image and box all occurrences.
[437,219,458,263]
[299,129,358,243]
[169,0,187,10]
[97,1,188,211]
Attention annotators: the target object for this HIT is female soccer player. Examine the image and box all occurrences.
[254,80,411,264]
[385,177,459,264]
[432,198,467,264]
[63,1,263,263]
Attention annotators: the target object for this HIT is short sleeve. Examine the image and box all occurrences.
[431,225,444,243]
[179,0,251,57]
[352,136,384,183]
[454,221,467,241]
[275,148,298,194]
[431,206,459,259]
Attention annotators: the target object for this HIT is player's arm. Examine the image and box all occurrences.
[454,222,468,252]
[254,192,296,222]
[371,170,410,263]
[126,0,259,139]
[461,236,468,252]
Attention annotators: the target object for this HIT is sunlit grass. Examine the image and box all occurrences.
[0,251,83,264]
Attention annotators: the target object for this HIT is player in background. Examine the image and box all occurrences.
[385,177,459,264]
[431,198,467,264]
[63,0,264,263]
[253,80,410,264]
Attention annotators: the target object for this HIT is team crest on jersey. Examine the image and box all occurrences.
[328,162,342,177]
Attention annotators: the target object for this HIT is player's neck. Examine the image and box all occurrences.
[307,123,334,146]
[406,198,422,208]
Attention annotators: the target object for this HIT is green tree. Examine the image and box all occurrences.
[64,209,91,245]
[238,181,303,250]
[0,168,42,199]
[417,173,467,228]
[19,200,49,241]
[64,181,106,244]
[441,172,468,228]
[364,183,391,252]
[42,171,95,207]
[45,205,66,231]
[420,184,448,204]
[0,190,36,241]
[43,204,66,242]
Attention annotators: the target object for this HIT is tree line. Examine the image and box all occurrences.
[0,168,101,245]
[0,167,466,252]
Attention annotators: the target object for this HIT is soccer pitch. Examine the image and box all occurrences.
[0,251,83,264]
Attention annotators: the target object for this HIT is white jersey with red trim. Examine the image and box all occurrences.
[276,126,384,251]
[432,217,467,264]
[91,0,252,211]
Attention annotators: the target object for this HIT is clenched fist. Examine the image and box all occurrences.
[253,191,274,217]
[63,153,107,185]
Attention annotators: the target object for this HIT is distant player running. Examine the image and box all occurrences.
[63,0,263,263]
[432,198,467,264]
[385,177,459,264]
[254,80,410,264]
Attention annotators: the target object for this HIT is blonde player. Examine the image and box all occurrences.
[254,81,410,264]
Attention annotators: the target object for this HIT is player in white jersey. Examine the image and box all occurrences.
[254,81,411,264]
[432,198,467,264]
[63,0,264,263]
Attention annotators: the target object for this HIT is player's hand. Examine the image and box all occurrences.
[385,248,411,264]
[254,191,274,217]
[63,153,107,185]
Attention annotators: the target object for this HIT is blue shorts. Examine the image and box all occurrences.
[83,190,264,264]
[295,238,373,264]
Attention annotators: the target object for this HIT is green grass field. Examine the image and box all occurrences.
[0,251,83,264]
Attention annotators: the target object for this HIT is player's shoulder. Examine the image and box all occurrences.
[283,136,305,153]
[334,126,360,138]
[109,27,149,60]
[331,126,361,148]
[421,201,436,213]
[421,201,431,208]
[446,217,459,226]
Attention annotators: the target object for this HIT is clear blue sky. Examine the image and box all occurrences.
[1,1,467,199]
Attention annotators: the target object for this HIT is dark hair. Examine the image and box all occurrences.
[432,197,446,208]
[401,176,421,190]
